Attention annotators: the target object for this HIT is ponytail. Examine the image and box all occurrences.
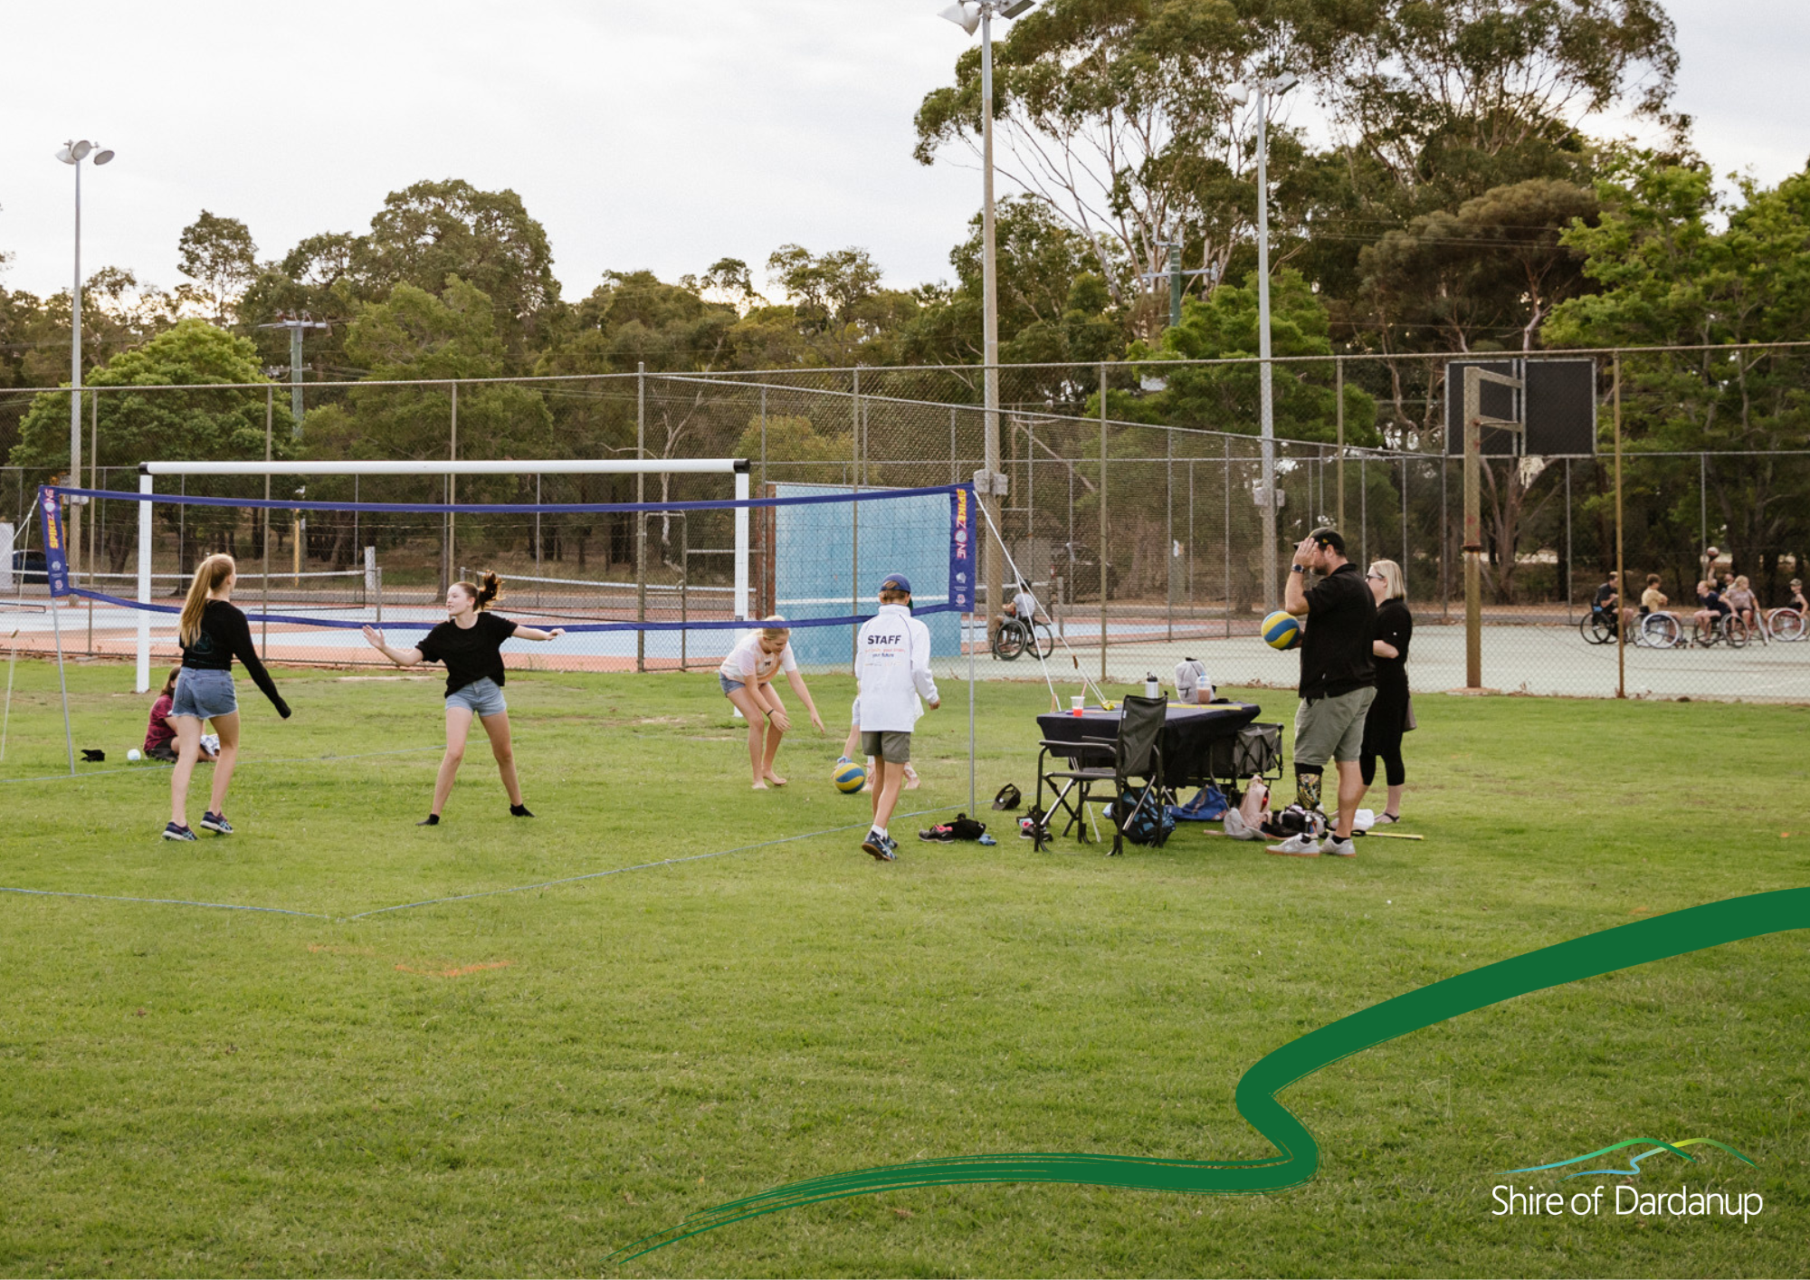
[178,554,235,648]
[452,572,503,611]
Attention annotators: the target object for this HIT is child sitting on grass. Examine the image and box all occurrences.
[144,667,217,764]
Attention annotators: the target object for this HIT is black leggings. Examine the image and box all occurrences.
[1360,747,1404,789]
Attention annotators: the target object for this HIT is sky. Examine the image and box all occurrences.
[3,0,1808,305]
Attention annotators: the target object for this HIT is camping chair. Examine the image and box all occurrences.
[1033,694,1170,855]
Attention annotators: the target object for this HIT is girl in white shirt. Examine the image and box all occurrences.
[716,617,825,789]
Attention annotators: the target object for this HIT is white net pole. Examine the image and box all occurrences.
[733,470,751,621]
[136,473,153,693]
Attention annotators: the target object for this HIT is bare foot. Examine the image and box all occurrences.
[751,780,769,791]
[765,773,788,787]
[903,768,921,791]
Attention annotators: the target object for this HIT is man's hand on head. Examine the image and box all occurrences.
[1293,535,1320,570]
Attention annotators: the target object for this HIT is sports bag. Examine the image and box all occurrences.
[1111,787,1176,846]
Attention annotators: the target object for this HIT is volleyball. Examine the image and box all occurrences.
[127,748,142,763]
[1261,610,1303,651]
[832,758,867,793]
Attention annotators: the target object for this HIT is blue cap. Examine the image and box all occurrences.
[880,573,912,595]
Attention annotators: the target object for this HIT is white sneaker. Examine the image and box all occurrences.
[1265,832,1322,857]
[1322,835,1358,857]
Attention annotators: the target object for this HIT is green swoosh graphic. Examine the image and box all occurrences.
[608,887,1806,1264]
[1503,1135,1756,1179]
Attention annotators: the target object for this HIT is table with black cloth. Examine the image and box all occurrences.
[1035,700,1262,788]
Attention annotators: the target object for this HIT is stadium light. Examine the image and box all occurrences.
[55,137,115,582]
[938,0,1038,644]
[1225,76,1297,611]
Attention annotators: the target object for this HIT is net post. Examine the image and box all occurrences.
[263,386,272,660]
[364,546,379,623]
[733,466,751,620]
[136,471,153,693]
[50,572,75,775]
[636,363,646,673]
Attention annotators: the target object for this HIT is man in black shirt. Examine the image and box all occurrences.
[1269,528,1376,858]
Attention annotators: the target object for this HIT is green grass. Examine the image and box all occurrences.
[0,659,1805,1277]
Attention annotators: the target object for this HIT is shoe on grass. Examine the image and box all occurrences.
[918,824,954,843]
[1321,835,1358,857]
[862,830,896,861]
[198,812,233,835]
[1265,832,1322,857]
[510,804,535,818]
[162,822,197,842]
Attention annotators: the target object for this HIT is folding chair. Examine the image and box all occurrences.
[1101,694,1171,856]
[1033,694,1170,854]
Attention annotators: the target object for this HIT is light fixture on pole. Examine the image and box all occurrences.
[1225,74,1297,611]
[939,0,1038,647]
[55,139,116,582]
[258,311,332,439]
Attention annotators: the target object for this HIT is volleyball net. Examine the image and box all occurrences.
[28,463,980,692]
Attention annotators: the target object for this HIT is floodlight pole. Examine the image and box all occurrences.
[979,2,1004,651]
[1255,84,1278,613]
[69,157,82,583]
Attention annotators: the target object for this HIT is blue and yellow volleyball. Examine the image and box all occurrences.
[1260,610,1302,651]
[832,759,868,793]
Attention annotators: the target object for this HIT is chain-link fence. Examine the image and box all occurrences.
[3,346,1806,700]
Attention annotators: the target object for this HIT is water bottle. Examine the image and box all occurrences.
[1145,672,1159,699]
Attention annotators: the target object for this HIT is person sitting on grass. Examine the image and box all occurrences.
[855,574,940,862]
[716,617,825,791]
[145,667,216,765]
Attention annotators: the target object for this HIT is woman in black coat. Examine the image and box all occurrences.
[1360,559,1412,823]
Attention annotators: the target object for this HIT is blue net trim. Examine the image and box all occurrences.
[53,482,972,517]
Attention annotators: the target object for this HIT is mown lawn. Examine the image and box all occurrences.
[0,659,1804,1277]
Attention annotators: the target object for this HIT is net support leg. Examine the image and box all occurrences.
[136,473,153,693]
[733,469,750,620]
[50,582,75,776]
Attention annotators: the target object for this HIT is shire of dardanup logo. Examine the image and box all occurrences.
[1500,1136,1754,1180]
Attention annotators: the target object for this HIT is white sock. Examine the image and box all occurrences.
[874,825,889,839]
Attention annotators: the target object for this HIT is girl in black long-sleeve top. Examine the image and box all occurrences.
[164,554,290,841]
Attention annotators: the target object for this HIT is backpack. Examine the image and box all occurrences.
[1260,803,1324,841]
[1110,787,1176,846]
[1168,785,1228,822]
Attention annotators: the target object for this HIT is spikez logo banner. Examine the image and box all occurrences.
[948,487,973,611]
[37,486,72,598]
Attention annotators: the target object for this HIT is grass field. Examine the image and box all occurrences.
[0,658,1805,1277]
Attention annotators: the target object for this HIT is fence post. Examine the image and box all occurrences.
[1336,357,1345,532]
[1564,458,1572,623]
[87,390,98,655]
[851,367,861,672]
[1166,424,1174,642]
[1614,354,1626,699]
[1099,361,1108,683]
[636,362,646,673]
[446,381,458,593]
[1223,434,1231,639]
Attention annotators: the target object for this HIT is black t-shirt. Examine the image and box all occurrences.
[417,612,518,696]
[1372,598,1413,695]
[1298,563,1376,701]
[181,598,288,715]
[1593,582,1617,607]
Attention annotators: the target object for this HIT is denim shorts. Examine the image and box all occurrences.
[446,676,507,717]
[171,668,238,720]
[719,674,746,695]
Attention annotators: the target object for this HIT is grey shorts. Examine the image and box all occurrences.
[1293,686,1377,769]
[171,668,238,720]
[446,677,507,718]
[860,730,912,764]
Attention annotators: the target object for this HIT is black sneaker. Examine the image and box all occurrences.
[510,804,534,818]
[862,830,896,861]
[198,812,233,835]
[918,824,955,843]
[162,822,197,842]
[416,814,440,827]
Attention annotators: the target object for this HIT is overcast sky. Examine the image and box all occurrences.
[3,0,1808,304]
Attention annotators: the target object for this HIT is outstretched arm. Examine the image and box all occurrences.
[512,625,566,642]
[783,670,825,733]
[362,625,424,667]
